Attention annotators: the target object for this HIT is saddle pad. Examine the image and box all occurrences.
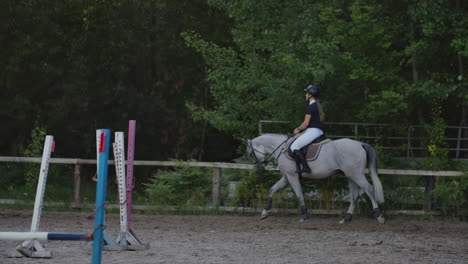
[306,144,323,161]
[284,139,331,161]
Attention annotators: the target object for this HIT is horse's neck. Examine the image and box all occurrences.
[258,134,288,152]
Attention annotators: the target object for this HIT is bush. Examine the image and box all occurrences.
[144,161,212,206]
[0,164,27,197]
[234,169,280,207]
[432,176,468,215]
[23,121,47,191]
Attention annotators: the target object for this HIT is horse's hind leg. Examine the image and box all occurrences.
[339,180,359,224]
[352,175,385,224]
[261,175,288,219]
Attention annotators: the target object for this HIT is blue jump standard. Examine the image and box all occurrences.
[92,129,111,264]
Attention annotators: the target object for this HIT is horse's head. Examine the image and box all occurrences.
[242,138,266,175]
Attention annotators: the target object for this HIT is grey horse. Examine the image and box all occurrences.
[244,133,385,224]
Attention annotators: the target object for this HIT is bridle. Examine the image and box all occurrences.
[245,137,290,174]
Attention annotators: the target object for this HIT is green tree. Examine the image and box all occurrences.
[184,0,467,141]
[0,0,235,163]
[184,0,352,138]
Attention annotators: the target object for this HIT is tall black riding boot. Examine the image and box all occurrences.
[294,159,301,173]
[294,158,303,179]
[293,150,311,174]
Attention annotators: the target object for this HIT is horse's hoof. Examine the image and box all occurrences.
[373,208,385,224]
[339,213,353,224]
[260,209,270,220]
[377,215,385,224]
[300,206,309,223]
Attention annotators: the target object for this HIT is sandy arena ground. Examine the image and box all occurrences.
[1,209,468,264]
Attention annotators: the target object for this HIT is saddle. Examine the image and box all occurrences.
[285,134,330,161]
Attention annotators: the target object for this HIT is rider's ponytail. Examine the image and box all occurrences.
[316,99,325,121]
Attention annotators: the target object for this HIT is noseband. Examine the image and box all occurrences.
[247,141,267,174]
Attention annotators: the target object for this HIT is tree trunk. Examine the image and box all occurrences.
[198,84,209,161]
[456,0,467,158]
[457,52,467,159]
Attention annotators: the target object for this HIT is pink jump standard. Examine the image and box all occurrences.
[126,120,136,230]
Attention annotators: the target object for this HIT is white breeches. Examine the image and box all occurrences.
[290,128,323,151]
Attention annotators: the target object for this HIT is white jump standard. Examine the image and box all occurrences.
[3,135,102,260]
[14,135,55,258]
[112,121,147,250]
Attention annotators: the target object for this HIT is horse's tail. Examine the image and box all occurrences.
[361,143,384,203]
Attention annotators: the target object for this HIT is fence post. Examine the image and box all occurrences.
[212,168,221,206]
[73,163,81,208]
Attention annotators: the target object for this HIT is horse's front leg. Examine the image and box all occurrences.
[286,174,309,222]
[261,175,288,219]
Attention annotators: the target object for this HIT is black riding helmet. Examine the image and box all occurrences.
[304,85,320,97]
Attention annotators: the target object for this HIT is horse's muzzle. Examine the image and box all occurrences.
[255,163,265,175]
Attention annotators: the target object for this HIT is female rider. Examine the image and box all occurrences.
[290,85,325,174]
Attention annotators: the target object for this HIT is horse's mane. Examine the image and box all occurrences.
[259,133,289,138]
[257,133,290,142]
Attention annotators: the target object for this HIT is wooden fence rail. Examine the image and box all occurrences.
[0,156,465,208]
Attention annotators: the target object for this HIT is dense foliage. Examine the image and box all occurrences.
[0,0,235,162]
[1,0,467,158]
[184,0,467,139]
[145,162,212,206]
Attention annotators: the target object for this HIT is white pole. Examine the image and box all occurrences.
[3,232,48,241]
[3,232,89,241]
[15,136,54,258]
[30,136,54,232]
